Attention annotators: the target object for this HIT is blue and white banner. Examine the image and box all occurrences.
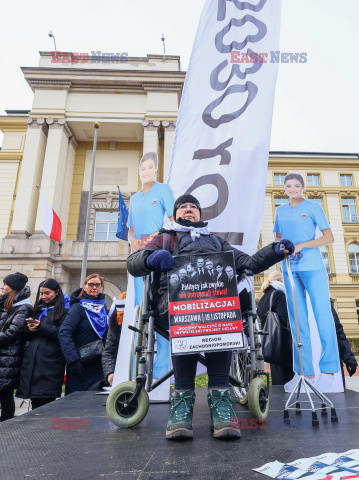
[168,0,282,254]
[254,450,359,479]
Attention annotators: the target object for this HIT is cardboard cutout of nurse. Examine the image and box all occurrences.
[273,172,341,393]
[128,152,174,383]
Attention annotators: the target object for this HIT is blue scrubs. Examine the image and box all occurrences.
[129,182,174,241]
[274,199,339,376]
[129,182,175,378]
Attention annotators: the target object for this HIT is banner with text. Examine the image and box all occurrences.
[168,0,282,253]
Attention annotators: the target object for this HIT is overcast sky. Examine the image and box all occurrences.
[0,0,358,152]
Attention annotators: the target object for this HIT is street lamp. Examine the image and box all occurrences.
[48,30,57,50]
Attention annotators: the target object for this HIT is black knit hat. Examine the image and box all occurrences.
[173,194,201,219]
[3,272,28,292]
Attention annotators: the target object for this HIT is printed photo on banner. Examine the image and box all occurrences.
[167,251,244,355]
[128,151,174,252]
[112,151,175,399]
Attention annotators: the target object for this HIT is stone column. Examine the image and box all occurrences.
[10,117,48,236]
[60,136,78,239]
[327,193,349,274]
[142,120,160,155]
[34,118,73,233]
[162,121,176,182]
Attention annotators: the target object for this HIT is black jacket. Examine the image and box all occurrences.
[127,226,282,327]
[0,287,32,391]
[16,302,67,400]
[257,287,358,371]
[331,304,358,368]
[102,309,122,380]
[59,289,107,395]
[257,286,290,330]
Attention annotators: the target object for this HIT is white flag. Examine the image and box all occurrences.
[168,0,282,253]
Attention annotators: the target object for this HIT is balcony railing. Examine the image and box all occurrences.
[60,240,130,261]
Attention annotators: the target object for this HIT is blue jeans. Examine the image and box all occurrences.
[283,267,339,376]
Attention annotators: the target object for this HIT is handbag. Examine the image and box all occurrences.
[78,339,104,365]
[261,290,293,366]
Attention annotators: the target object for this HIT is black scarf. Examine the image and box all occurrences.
[175,218,208,229]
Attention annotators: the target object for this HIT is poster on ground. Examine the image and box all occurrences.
[254,450,359,480]
[167,252,244,355]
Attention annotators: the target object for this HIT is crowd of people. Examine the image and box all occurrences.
[0,271,118,422]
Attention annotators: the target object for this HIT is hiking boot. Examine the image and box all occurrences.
[207,389,241,439]
[166,390,195,440]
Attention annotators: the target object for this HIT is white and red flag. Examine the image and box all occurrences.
[38,190,62,243]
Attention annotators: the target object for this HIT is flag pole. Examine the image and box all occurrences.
[80,122,100,286]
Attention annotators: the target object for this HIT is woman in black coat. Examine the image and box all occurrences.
[0,272,32,421]
[257,271,295,386]
[59,274,107,395]
[16,279,68,409]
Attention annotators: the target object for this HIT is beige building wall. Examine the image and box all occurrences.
[0,118,27,240]
[0,160,20,239]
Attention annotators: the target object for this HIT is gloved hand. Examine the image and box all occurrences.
[346,362,358,377]
[275,239,295,257]
[68,360,84,376]
[146,250,174,271]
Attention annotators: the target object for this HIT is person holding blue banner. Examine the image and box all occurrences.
[17,279,68,409]
[273,173,340,392]
[59,274,108,395]
[128,151,175,380]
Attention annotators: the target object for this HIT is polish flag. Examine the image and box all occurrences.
[38,190,62,243]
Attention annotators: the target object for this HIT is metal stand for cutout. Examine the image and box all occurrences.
[283,251,338,427]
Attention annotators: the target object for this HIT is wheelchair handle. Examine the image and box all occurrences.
[241,268,254,277]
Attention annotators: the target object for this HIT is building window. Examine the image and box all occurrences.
[311,197,323,207]
[274,173,287,185]
[348,243,359,273]
[340,174,353,186]
[320,246,331,273]
[356,300,359,325]
[94,211,118,241]
[307,174,320,186]
[342,198,358,223]
[274,197,288,209]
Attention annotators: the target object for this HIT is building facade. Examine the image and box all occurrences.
[0,52,358,337]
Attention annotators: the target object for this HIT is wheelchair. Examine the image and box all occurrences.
[106,269,270,428]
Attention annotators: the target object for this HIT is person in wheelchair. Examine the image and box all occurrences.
[127,194,294,440]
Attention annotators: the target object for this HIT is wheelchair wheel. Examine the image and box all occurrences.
[106,381,149,428]
[231,350,251,404]
[247,377,269,420]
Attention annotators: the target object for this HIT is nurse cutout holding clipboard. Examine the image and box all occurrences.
[273,173,339,391]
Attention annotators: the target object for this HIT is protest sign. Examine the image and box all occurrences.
[167,251,244,355]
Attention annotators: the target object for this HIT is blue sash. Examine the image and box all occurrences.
[38,306,54,322]
[79,299,107,339]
